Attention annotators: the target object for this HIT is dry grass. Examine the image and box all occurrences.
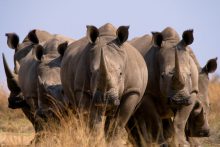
[201,79,220,147]
[35,115,131,147]
[0,78,220,146]
[0,86,130,146]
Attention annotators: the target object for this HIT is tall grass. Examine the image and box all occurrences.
[203,79,220,146]
[0,78,220,146]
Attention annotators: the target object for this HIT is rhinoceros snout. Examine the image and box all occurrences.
[8,95,29,109]
[94,89,120,107]
[168,90,192,107]
[198,129,210,137]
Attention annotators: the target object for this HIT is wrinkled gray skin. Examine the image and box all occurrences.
[3,30,53,132]
[128,27,199,146]
[34,36,74,123]
[60,23,148,141]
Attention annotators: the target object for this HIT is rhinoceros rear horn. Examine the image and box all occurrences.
[58,41,68,57]
[117,26,129,45]
[14,60,20,74]
[203,57,218,73]
[182,29,194,45]
[5,33,19,50]
[28,29,39,44]
[86,25,99,44]
[33,45,44,61]
[152,32,163,47]
[2,53,20,92]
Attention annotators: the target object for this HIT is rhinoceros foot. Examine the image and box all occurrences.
[159,142,169,147]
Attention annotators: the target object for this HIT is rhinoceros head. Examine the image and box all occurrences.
[154,28,198,106]
[187,57,217,137]
[86,24,129,107]
[5,30,45,74]
[32,41,69,121]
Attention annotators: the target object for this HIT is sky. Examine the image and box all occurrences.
[0,0,219,87]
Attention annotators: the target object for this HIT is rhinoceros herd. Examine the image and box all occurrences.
[2,23,217,147]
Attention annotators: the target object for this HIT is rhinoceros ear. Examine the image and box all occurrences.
[117,26,129,45]
[5,33,19,50]
[86,25,99,44]
[182,29,194,46]
[152,32,163,47]
[58,41,68,57]
[28,29,39,44]
[203,57,218,74]
[33,45,43,61]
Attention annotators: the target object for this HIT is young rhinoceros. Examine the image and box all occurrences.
[60,23,148,141]
[186,56,217,146]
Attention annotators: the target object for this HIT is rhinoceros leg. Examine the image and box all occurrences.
[74,92,102,132]
[173,93,197,147]
[163,118,174,140]
[127,95,167,147]
[105,93,144,143]
[188,137,201,147]
[88,106,102,132]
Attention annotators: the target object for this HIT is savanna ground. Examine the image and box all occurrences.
[0,77,220,147]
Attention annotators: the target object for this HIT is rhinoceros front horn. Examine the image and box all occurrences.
[99,49,111,82]
[2,53,20,93]
[173,49,185,89]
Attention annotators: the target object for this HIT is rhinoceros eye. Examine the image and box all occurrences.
[169,71,174,75]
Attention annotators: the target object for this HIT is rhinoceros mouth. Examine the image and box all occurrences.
[168,90,192,107]
[187,129,210,137]
[93,89,120,108]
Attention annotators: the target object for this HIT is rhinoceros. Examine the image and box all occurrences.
[60,23,148,141]
[33,36,74,123]
[162,56,218,147]
[127,27,199,146]
[3,30,74,139]
[128,27,218,146]
[3,30,53,131]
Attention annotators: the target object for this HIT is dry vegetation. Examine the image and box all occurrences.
[0,78,220,146]
[201,78,220,147]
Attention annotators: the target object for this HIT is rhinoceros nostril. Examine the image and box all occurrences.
[199,129,210,137]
